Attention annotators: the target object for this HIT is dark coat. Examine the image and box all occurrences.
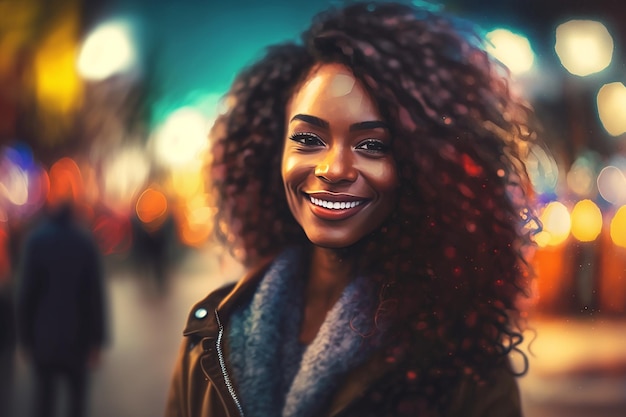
[165,258,523,417]
[16,210,106,368]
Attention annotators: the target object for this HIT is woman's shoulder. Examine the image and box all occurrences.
[180,282,238,338]
[181,256,277,336]
[199,282,239,310]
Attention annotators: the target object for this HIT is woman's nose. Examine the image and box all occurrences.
[314,146,358,183]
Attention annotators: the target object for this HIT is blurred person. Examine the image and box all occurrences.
[131,212,176,297]
[0,266,16,417]
[1,217,27,416]
[166,2,538,417]
[16,200,107,417]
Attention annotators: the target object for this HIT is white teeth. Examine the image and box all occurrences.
[310,197,362,210]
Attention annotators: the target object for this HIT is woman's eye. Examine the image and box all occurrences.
[288,132,325,147]
[355,139,390,153]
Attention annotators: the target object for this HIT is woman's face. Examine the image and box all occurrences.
[282,63,398,249]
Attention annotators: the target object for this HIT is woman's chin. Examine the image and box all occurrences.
[306,235,356,250]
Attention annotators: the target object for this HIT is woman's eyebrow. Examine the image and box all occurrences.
[290,114,329,128]
[289,114,388,132]
[349,121,389,131]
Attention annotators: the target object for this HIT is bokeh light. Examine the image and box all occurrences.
[0,144,49,219]
[597,82,626,136]
[570,199,602,242]
[77,19,137,81]
[534,201,571,247]
[33,12,82,117]
[0,154,29,206]
[610,206,626,248]
[178,195,214,248]
[597,165,626,205]
[136,187,168,231]
[152,107,210,168]
[486,28,535,74]
[48,157,84,206]
[567,152,599,198]
[526,144,559,195]
[102,146,150,214]
[554,19,614,76]
[169,168,204,200]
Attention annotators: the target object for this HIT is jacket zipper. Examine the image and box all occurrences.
[214,310,245,417]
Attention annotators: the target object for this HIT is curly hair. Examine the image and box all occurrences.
[209,1,537,412]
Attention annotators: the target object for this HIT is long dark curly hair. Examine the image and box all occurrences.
[209,1,537,413]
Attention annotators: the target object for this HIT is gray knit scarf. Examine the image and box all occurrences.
[226,247,383,417]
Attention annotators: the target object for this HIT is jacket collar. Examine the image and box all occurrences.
[182,255,275,339]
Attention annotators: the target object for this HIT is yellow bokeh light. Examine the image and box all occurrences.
[570,199,602,242]
[178,207,214,247]
[535,201,571,247]
[174,191,215,247]
[555,20,614,76]
[34,13,82,115]
[170,168,204,199]
[610,206,626,248]
[611,206,626,248]
[597,82,626,136]
[532,230,551,248]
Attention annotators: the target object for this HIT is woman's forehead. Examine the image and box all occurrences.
[301,63,356,95]
[287,63,380,121]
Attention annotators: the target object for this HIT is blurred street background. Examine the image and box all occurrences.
[2,0,626,416]
[3,246,626,417]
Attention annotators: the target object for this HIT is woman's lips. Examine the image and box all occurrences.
[305,192,369,221]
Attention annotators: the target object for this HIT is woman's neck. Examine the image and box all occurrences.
[308,246,355,301]
[299,245,356,344]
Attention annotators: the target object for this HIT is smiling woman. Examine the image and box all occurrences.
[282,63,397,249]
[165,2,539,417]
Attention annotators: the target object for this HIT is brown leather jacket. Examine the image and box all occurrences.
[165,259,523,417]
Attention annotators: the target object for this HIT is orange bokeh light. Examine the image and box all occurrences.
[47,157,84,206]
[179,220,212,247]
[136,188,168,230]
